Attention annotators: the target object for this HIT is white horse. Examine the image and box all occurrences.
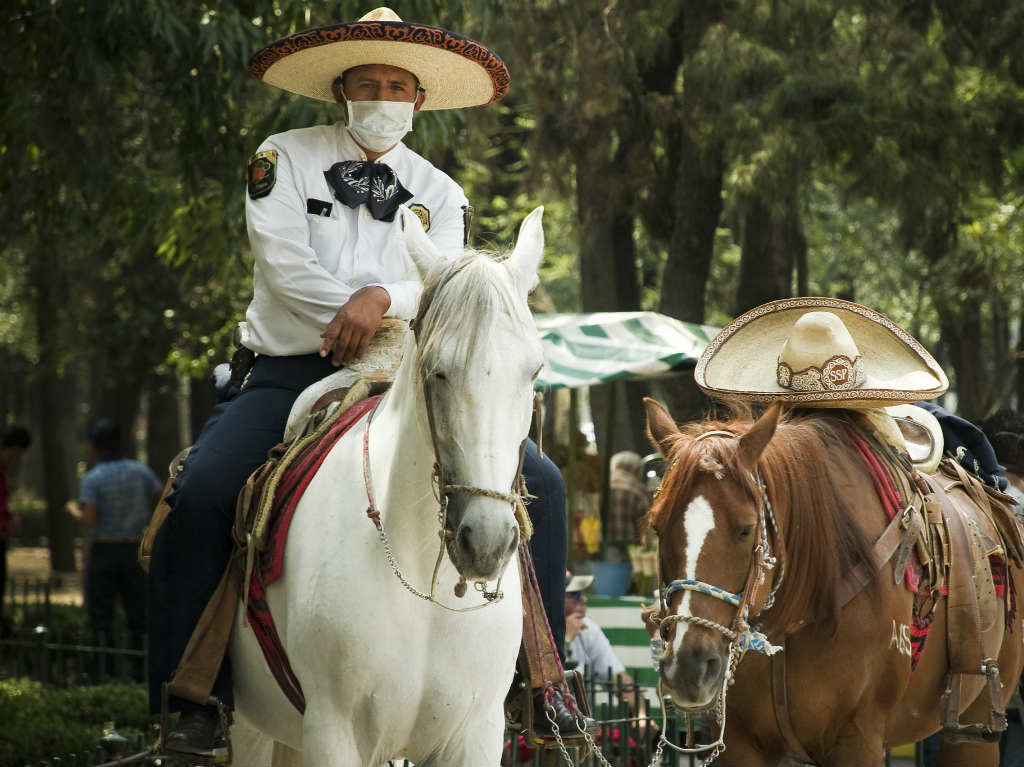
[229,205,547,766]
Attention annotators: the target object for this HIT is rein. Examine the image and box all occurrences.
[651,430,784,764]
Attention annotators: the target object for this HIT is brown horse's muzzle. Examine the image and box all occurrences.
[658,627,728,708]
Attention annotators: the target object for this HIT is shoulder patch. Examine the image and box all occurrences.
[409,204,431,232]
[247,149,278,199]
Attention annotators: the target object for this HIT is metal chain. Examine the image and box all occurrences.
[577,721,614,767]
[650,608,749,765]
[541,698,619,767]
[648,737,665,767]
[544,703,576,767]
[374,520,500,613]
[363,400,505,613]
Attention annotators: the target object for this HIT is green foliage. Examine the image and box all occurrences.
[8,493,47,543]
[0,679,151,767]
[3,0,1024,458]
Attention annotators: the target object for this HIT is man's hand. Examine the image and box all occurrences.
[641,603,661,638]
[319,286,391,366]
[565,611,586,643]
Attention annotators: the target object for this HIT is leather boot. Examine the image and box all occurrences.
[532,686,598,740]
[163,704,231,764]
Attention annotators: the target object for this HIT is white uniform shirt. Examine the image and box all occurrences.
[240,122,469,356]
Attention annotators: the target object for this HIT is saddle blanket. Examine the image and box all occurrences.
[243,394,382,712]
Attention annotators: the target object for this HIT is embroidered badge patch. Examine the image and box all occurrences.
[409,204,431,232]
[248,150,278,199]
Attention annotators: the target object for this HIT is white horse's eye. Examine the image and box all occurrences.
[434,371,448,381]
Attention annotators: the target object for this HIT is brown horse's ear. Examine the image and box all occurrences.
[737,401,783,472]
[644,397,679,457]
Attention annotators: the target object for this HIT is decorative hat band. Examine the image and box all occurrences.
[777,354,866,393]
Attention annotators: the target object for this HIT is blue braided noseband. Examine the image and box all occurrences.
[662,579,741,607]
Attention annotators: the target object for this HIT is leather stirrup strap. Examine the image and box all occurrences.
[771,646,815,765]
[838,504,919,608]
[936,481,984,675]
[517,544,564,690]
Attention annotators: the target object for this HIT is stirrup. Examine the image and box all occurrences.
[159,683,233,766]
[939,664,1008,744]
[532,672,596,749]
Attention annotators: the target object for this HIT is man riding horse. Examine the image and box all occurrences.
[149,8,583,759]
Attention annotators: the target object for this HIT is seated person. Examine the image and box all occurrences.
[565,571,646,720]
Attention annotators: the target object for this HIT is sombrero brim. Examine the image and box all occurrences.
[694,297,949,408]
[249,20,509,110]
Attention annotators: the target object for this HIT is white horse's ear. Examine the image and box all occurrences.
[508,206,544,299]
[401,205,443,280]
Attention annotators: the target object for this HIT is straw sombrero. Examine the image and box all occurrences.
[694,297,948,408]
[248,7,509,110]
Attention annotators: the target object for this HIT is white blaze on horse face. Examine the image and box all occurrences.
[669,494,716,651]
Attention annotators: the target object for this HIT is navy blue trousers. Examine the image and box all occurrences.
[148,354,336,713]
[522,445,568,662]
[148,352,568,713]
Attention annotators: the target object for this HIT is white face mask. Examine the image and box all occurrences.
[343,88,415,153]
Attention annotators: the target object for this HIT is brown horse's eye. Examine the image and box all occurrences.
[737,525,754,541]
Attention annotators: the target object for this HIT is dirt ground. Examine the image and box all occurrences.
[6,546,84,605]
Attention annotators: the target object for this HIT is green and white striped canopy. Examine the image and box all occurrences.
[534,311,720,390]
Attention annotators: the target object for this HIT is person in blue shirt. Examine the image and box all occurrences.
[67,419,162,654]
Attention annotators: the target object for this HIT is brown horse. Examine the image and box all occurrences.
[643,397,1024,766]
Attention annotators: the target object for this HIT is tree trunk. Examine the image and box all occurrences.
[189,375,219,446]
[659,136,723,325]
[1017,314,1024,411]
[146,371,183,481]
[734,190,806,315]
[30,242,77,573]
[576,174,648,455]
[941,305,986,422]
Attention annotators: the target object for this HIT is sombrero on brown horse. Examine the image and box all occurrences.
[694,296,948,408]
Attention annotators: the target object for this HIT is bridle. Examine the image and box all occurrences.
[650,429,785,764]
[360,364,535,613]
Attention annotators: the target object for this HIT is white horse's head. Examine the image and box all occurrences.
[401,205,546,582]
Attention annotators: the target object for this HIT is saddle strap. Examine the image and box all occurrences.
[924,474,985,675]
[838,503,921,608]
[166,551,248,707]
[944,458,1024,564]
[517,544,565,690]
[771,645,815,765]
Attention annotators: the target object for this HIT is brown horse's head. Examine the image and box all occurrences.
[644,398,782,708]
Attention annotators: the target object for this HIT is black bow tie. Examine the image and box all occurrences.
[323,160,413,222]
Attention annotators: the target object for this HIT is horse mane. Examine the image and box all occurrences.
[412,249,530,378]
[649,405,879,638]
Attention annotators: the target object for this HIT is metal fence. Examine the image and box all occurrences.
[4,577,921,767]
[2,578,145,686]
[503,672,697,767]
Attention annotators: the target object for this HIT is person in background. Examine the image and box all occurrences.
[0,424,31,630]
[67,419,162,654]
[983,410,1024,515]
[980,410,1024,767]
[564,571,646,720]
[607,451,653,551]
